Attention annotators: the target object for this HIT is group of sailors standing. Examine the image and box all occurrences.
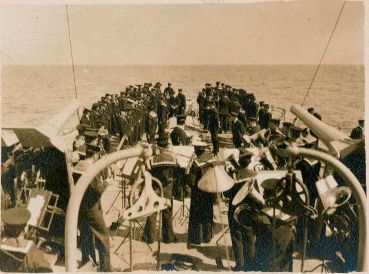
[69,80,364,272]
[0,76,364,272]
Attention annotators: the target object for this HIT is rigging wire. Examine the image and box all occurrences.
[300,1,346,106]
[65,4,80,119]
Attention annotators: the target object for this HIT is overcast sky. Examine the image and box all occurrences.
[1,0,365,65]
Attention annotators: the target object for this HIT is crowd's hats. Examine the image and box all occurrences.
[83,108,90,114]
[126,98,135,104]
[239,109,245,114]
[129,85,134,88]
[307,107,315,112]
[168,83,171,86]
[239,149,254,158]
[2,207,31,226]
[289,126,303,139]
[178,89,182,92]
[192,140,207,147]
[283,121,294,128]
[157,133,169,147]
[248,116,257,122]
[86,144,101,157]
[259,101,265,105]
[271,118,281,124]
[358,117,365,122]
[216,81,220,85]
[176,114,186,123]
[205,83,211,86]
[264,104,270,108]
[84,131,99,138]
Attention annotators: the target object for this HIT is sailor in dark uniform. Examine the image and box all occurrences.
[145,104,158,144]
[187,141,216,245]
[157,96,169,135]
[197,90,206,124]
[207,102,220,155]
[223,149,256,271]
[170,114,190,146]
[164,83,175,101]
[78,145,112,272]
[232,112,246,148]
[89,103,101,129]
[268,118,286,144]
[143,134,177,243]
[307,107,322,120]
[0,207,53,272]
[80,108,92,127]
[259,104,272,129]
[246,116,261,135]
[350,118,364,139]
[219,91,232,133]
[176,89,186,115]
[168,92,178,118]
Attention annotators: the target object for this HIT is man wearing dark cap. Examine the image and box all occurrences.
[143,133,177,243]
[170,114,190,146]
[145,104,158,144]
[207,102,220,155]
[219,91,232,133]
[164,83,175,100]
[197,90,206,124]
[307,107,322,121]
[282,121,294,137]
[176,89,186,115]
[0,207,53,272]
[247,116,261,135]
[350,118,365,139]
[168,91,178,118]
[187,140,216,245]
[259,104,272,129]
[80,108,92,127]
[90,103,101,129]
[77,146,112,272]
[232,111,246,148]
[268,118,285,144]
[223,149,257,271]
[157,97,169,135]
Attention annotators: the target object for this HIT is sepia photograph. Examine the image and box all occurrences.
[1,0,367,272]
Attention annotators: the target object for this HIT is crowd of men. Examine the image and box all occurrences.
[1,80,364,272]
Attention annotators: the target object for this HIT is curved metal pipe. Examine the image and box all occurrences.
[283,145,367,271]
[65,146,145,272]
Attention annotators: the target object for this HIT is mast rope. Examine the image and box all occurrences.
[66,4,80,120]
[301,1,346,106]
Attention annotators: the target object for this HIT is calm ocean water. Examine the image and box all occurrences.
[1,65,364,135]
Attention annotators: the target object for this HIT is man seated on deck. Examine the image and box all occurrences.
[170,114,191,146]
